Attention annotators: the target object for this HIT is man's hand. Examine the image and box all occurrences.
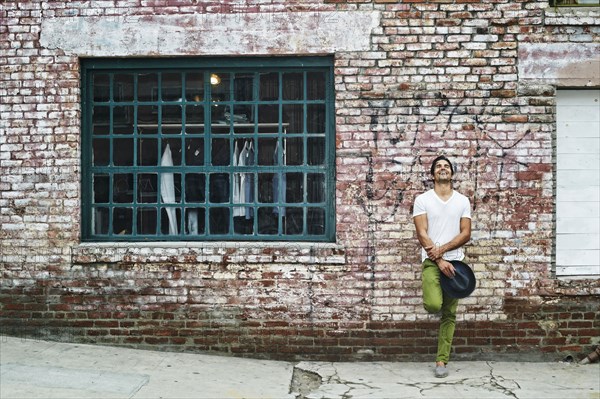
[435,258,456,278]
[425,244,444,261]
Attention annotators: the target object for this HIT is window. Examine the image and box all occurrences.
[81,58,335,241]
[550,0,599,6]
[555,90,600,277]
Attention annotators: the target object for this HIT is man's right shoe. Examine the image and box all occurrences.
[434,364,449,378]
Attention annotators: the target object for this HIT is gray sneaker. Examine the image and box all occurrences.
[434,364,449,378]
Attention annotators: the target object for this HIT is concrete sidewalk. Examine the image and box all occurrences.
[1,336,599,399]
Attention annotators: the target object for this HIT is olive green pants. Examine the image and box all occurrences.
[422,258,459,364]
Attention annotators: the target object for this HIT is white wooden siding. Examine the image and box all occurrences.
[556,90,600,278]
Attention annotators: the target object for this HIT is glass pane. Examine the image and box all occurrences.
[93,174,110,203]
[161,207,181,235]
[258,138,277,166]
[113,106,134,134]
[162,73,182,101]
[113,173,133,203]
[92,138,110,166]
[285,207,303,235]
[258,173,275,203]
[138,173,157,203]
[138,105,158,134]
[285,137,303,166]
[137,207,157,235]
[162,105,182,133]
[211,138,230,166]
[209,207,229,234]
[93,74,110,102]
[307,71,326,100]
[307,208,325,235]
[307,173,325,203]
[307,104,326,133]
[185,173,205,203]
[160,173,181,203]
[283,104,303,133]
[234,73,254,101]
[286,172,303,203]
[185,104,204,133]
[92,106,109,135]
[185,208,205,235]
[282,72,303,100]
[231,104,253,124]
[210,73,230,102]
[185,138,204,166]
[258,104,279,124]
[113,138,133,166]
[113,207,133,235]
[93,207,109,234]
[114,74,134,102]
[308,137,325,165]
[259,72,278,101]
[138,138,158,166]
[209,173,229,203]
[161,139,182,166]
[185,72,204,102]
[138,73,158,102]
[234,213,253,235]
[258,207,278,235]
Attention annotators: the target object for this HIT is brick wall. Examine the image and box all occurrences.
[1,0,599,361]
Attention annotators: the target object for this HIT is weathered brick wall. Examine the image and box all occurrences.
[1,0,599,361]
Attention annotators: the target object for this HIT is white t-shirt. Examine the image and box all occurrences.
[413,189,472,262]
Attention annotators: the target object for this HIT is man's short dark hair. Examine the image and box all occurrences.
[430,155,454,176]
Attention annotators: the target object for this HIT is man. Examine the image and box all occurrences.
[413,155,472,378]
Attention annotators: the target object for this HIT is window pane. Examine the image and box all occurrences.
[185,208,205,235]
[259,72,278,101]
[92,106,109,135]
[138,138,158,166]
[211,138,230,166]
[138,173,157,203]
[113,106,134,134]
[113,207,133,235]
[258,207,278,235]
[185,173,205,203]
[285,207,303,235]
[209,207,229,234]
[283,104,303,133]
[185,104,204,133]
[286,172,303,203]
[307,173,325,203]
[162,73,182,101]
[93,74,110,102]
[162,105,182,134]
[138,105,158,134]
[258,104,279,124]
[137,207,157,235]
[114,74,134,102]
[308,137,325,165]
[186,72,204,102]
[307,104,326,133]
[161,207,180,235]
[93,174,110,203]
[283,72,303,100]
[258,138,277,166]
[160,173,181,203]
[234,214,254,235]
[211,73,230,102]
[162,139,182,166]
[307,71,326,100]
[234,73,254,101]
[285,137,303,166]
[185,138,204,166]
[93,207,109,234]
[92,138,110,166]
[258,173,275,203]
[113,173,133,203]
[209,173,229,203]
[307,208,325,235]
[138,73,158,102]
[113,138,133,166]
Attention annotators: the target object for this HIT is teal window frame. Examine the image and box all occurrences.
[81,57,335,242]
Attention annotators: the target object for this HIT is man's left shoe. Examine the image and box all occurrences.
[434,364,449,378]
